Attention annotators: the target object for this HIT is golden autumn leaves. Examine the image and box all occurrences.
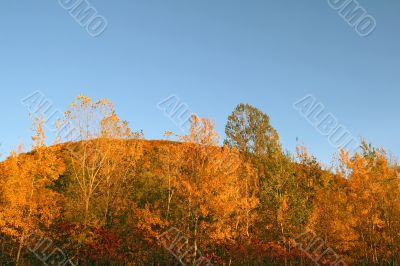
[0,95,399,265]
[0,95,258,264]
[0,118,65,265]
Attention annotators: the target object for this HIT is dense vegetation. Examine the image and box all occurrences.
[1,95,399,265]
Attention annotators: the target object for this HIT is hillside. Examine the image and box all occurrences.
[1,96,399,266]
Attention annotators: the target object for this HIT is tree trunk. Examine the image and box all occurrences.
[193,216,199,265]
[15,232,25,266]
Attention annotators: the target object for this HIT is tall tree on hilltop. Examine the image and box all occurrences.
[57,95,143,264]
[58,95,115,228]
[224,103,281,158]
[224,104,282,239]
[58,95,142,228]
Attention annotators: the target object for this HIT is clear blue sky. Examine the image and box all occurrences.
[0,0,399,165]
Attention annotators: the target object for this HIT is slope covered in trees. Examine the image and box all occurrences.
[1,96,399,265]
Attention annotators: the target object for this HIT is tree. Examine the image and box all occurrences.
[97,113,143,228]
[167,115,250,264]
[225,103,281,158]
[225,103,283,242]
[57,95,143,264]
[59,95,142,227]
[59,95,115,228]
[0,115,65,265]
[337,145,400,264]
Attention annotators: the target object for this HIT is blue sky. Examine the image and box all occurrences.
[0,0,399,165]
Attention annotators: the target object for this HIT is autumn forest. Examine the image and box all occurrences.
[1,95,399,266]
